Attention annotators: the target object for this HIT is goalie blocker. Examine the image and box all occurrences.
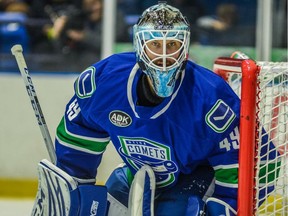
[31,159,107,216]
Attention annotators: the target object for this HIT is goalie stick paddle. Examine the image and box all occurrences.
[11,44,57,164]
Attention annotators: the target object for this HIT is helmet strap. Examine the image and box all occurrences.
[138,60,147,72]
[180,60,187,71]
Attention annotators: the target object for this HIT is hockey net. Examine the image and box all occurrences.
[213,57,288,216]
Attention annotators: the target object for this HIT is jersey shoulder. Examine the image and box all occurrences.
[186,60,224,84]
[74,52,136,99]
[93,52,136,75]
[185,60,237,98]
[184,59,240,122]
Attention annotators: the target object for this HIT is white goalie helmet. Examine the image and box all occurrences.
[133,1,190,97]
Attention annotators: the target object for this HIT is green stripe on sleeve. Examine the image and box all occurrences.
[56,117,109,153]
[215,167,238,185]
[215,161,281,186]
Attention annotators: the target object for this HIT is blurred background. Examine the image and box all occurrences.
[0,0,287,212]
[0,0,287,72]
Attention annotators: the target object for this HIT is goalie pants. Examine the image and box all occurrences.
[105,165,215,216]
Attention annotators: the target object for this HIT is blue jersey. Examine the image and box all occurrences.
[55,52,241,207]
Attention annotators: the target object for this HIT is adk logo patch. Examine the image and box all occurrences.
[205,99,236,133]
[118,136,178,188]
[109,110,132,127]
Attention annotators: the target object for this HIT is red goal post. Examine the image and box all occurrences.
[213,56,288,215]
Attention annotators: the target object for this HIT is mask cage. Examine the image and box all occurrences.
[135,29,190,73]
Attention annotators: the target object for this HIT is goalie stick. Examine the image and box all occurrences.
[11,44,57,164]
[11,44,155,216]
[11,45,109,216]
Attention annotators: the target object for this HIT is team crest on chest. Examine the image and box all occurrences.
[109,110,132,127]
[118,136,178,188]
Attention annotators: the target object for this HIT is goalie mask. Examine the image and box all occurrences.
[133,1,190,97]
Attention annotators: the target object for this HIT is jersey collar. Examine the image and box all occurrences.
[127,63,185,119]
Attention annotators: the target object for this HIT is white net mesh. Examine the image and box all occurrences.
[213,60,288,215]
[255,62,288,216]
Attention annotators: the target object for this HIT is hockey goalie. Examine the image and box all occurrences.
[24,2,278,216]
